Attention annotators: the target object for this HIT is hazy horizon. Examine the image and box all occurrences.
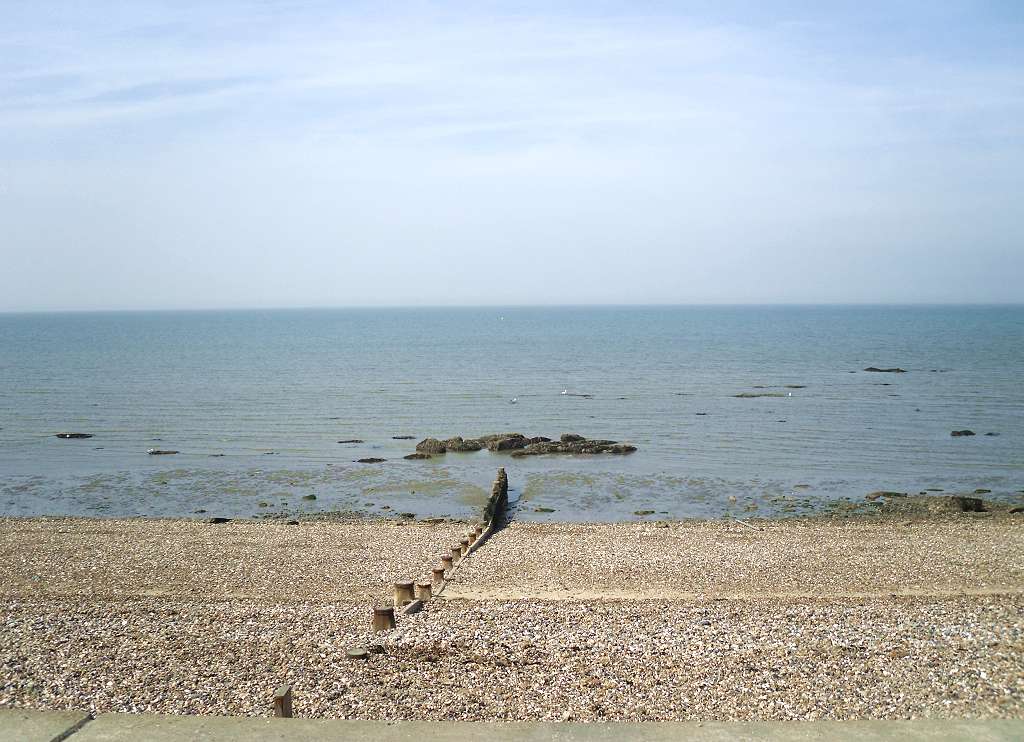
[3,1,1023,312]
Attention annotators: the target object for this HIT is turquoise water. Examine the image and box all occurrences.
[1,306,1022,520]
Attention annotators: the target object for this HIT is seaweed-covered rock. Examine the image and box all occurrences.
[404,452,432,460]
[487,434,529,451]
[443,436,484,452]
[511,438,637,457]
[879,495,986,514]
[560,433,586,443]
[415,438,447,454]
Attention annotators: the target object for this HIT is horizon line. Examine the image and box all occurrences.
[2,301,1024,316]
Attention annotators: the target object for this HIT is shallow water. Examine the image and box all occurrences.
[1,306,1022,520]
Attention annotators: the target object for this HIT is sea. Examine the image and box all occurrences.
[1,306,1021,521]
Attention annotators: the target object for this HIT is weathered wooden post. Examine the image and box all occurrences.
[372,606,396,632]
[432,566,446,585]
[460,537,470,556]
[440,554,453,571]
[394,580,415,607]
[273,684,293,718]
[450,545,462,564]
[416,581,432,601]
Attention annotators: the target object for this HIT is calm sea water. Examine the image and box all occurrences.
[1,306,1022,521]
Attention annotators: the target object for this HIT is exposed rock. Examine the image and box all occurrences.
[560,433,586,443]
[356,458,386,463]
[147,449,179,455]
[55,432,93,439]
[734,392,786,398]
[533,507,556,513]
[880,495,986,514]
[487,434,529,452]
[337,439,363,444]
[398,512,416,519]
[206,517,231,524]
[634,510,656,516]
[443,437,484,452]
[951,430,976,437]
[864,367,906,373]
[866,491,907,501]
[302,494,317,500]
[392,435,415,440]
[984,432,1000,437]
[511,439,637,457]
[525,436,552,445]
[404,453,432,460]
[415,438,447,454]
[285,520,299,525]
[476,433,525,445]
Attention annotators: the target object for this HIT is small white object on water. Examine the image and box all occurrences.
[510,397,518,404]
[561,389,568,395]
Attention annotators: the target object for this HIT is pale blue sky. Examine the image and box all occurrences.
[1,1,1022,310]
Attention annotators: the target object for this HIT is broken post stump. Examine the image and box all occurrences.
[394,580,415,607]
[372,606,396,632]
[273,684,293,718]
[416,581,432,601]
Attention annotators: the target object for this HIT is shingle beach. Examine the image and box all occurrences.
[2,514,1022,721]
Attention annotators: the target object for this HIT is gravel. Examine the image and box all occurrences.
[1,515,1022,721]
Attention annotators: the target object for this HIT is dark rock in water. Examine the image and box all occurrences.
[951,430,976,437]
[404,452,432,460]
[147,449,179,455]
[443,436,484,452]
[302,494,317,500]
[356,458,386,463]
[525,436,552,445]
[534,507,556,513]
[477,432,525,445]
[984,432,1000,437]
[864,367,907,373]
[880,495,986,514]
[487,434,529,451]
[511,438,637,457]
[207,517,231,524]
[734,392,786,398]
[634,510,656,516]
[399,512,416,519]
[784,385,807,389]
[866,490,907,501]
[56,432,93,439]
[974,489,992,494]
[209,453,225,457]
[1010,507,1024,514]
[560,433,586,443]
[415,438,447,454]
[337,439,363,444]
[695,412,708,416]
[392,435,415,440]
[286,520,299,525]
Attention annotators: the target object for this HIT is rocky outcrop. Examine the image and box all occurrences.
[415,438,447,454]
[877,494,986,514]
[411,432,638,456]
[511,438,637,457]
[443,436,484,452]
[392,435,415,440]
[864,367,906,373]
[403,452,432,460]
[356,457,386,463]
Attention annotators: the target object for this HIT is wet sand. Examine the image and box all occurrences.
[1,515,1022,720]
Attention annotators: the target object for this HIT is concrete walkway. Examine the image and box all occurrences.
[2,709,1022,742]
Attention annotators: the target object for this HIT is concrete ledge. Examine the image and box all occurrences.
[0,707,91,742]
[54,715,1024,742]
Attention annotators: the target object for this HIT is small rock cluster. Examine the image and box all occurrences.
[415,433,636,457]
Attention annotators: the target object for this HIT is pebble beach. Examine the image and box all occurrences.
[2,513,1022,721]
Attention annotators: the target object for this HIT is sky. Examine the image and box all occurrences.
[1,1,1022,311]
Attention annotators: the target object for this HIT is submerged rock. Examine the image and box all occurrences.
[147,449,179,455]
[511,439,637,457]
[356,458,386,463]
[864,367,907,373]
[403,452,432,460]
[951,430,976,437]
[337,439,363,444]
[55,432,93,439]
[392,435,415,440]
[733,392,786,398]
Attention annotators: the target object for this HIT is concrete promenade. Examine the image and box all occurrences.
[2,709,1023,742]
